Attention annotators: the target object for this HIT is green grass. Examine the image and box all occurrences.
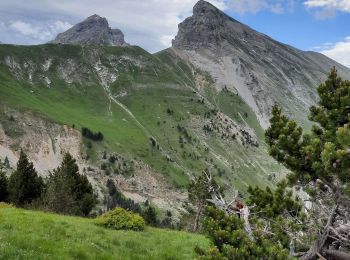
[0,207,209,260]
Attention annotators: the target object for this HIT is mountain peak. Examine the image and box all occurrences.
[50,14,128,47]
[84,14,107,23]
[88,14,103,19]
[172,0,241,50]
[193,0,220,15]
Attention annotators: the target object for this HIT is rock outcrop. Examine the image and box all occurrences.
[50,14,128,47]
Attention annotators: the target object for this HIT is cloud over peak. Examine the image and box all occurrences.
[320,37,350,68]
[304,0,350,19]
[9,20,72,41]
[304,0,350,11]
[227,0,296,15]
[0,0,226,52]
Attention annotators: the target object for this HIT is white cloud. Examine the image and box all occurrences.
[10,21,38,37]
[304,0,350,11]
[314,7,337,19]
[304,0,350,18]
[316,37,350,68]
[51,21,72,32]
[160,35,175,48]
[48,0,227,51]
[227,0,295,15]
[0,0,226,52]
[8,20,72,42]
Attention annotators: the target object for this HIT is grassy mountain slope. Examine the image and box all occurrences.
[0,206,209,259]
[0,44,285,201]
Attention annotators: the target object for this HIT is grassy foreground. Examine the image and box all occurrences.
[0,207,209,259]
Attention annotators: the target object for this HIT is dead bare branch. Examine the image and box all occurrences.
[301,204,338,260]
[204,171,254,241]
[323,249,350,260]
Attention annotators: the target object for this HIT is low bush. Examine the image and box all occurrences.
[95,207,145,231]
[0,202,14,208]
[81,127,103,141]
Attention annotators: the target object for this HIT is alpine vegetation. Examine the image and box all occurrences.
[0,0,349,259]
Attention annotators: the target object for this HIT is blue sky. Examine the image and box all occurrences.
[229,1,349,51]
[226,0,350,67]
[0,0,349,67]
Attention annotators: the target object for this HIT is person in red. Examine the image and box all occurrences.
[234,200,244,218]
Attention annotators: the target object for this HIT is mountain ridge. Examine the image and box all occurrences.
[171,0,350,128]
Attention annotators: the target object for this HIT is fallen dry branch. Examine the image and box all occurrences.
[301,204,338,260]
[322,249,350,260]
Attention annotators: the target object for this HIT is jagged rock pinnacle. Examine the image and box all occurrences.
[172,0,242,50]
[193,0,222,14]
[50,14,129,47]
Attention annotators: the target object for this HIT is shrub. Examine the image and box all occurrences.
[0,202,13,208]
[95,207,145,231]
[108,155,116,164]
[81,127,103,141]
[150,137,157,147]
[86,141,92,149]
[166,108,174,115]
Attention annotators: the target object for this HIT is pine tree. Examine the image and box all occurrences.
[143,205,157,226]
[4,156,10,168]
[0,159,8,202]
[309,67,350,137]
[196,206,290,259]
[265,105,310,181]
[43,153,95,216]
[105,179,142,213]
[0,159,4,173]
[266,67,350,184]
[264,68,350,259]
[44,171,77,214]
[8,150,43,206]
[196,68,350,259]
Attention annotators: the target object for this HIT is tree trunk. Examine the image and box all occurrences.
[289,238,295,258]
[193,202,203,232]
[241,206,254,241]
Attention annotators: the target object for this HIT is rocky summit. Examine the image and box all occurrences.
[50,14,128,46]
[173,0,242,50]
